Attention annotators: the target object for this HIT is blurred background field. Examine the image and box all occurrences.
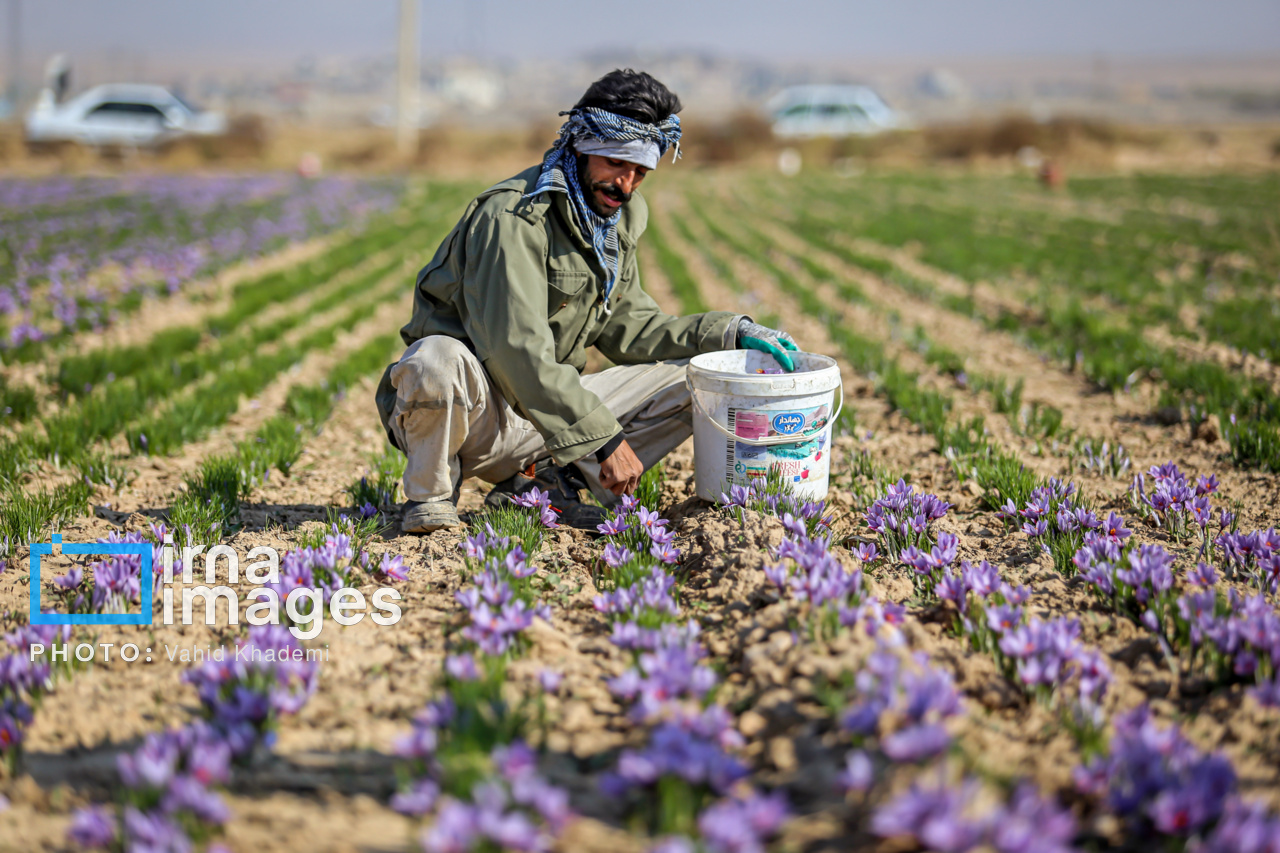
[3,4,1280,852]
[2,109,1279,176]
[1,2,1279,177]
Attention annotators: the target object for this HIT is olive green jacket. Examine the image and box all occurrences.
[376,164,740,466]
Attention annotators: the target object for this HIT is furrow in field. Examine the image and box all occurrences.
[1,223,422,434]
[795,175,1280,362]
[68,233,339,359]
[0,233,339,391]
[1142,323,1280,398]
[641,209,707,315]
[819,222,1271,410]
[111,278,415,517]
[634,245,679,315]
[662,191,939,472]
[52,208,443,395]
[648,188,771,321]
[243,349,404,521]
[8,277,364,472]
[15,262,411,496]
[756,203,1266,495]
[689,184,1069,480]
[841,228,1280,409]
[753,195,1147,435]
[790,195,1280,473]
[0,203,467,482]
[125,256,410,437]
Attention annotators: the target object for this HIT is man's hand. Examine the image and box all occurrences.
[737,320,799,372]
[599,438,644,496]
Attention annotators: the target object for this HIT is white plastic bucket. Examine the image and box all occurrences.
[687,350,843,502]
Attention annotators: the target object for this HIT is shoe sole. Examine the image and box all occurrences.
[402,520,462,534]
[401,511,462,534]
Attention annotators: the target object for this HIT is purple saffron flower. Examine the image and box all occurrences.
[377,552,409,582]
[1186,561,1218,589]
[1249,675,1280,710]
[1022,519,1049,538]
[391,778,441,816]
[937,571,970,610]
[445,653,480,682]
[985,604,1023,635]
[872,780,985,852]
[53,568,84,589]
[988,783,1077,853]
[162,774,230,824]
[421,799,480,852]
[960,560,1001,598]
[839,749,874,792]
[1196,797,1280,853]
[67,806,118,848]
[121,807,190,853]
[698,790,788,853]
[1196,474,1220,496]
[882,723,951,762]
[598,515,630,536]
[650,541,680,564]
[1103,512,1131,542]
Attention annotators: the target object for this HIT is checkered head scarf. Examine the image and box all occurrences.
[528,107,682,311]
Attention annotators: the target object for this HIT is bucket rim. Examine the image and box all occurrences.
[689,350,840,383]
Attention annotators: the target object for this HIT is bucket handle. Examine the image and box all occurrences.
[687,378,844,447]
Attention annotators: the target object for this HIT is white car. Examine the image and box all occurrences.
[25,83,227,148]
[767,85,904,138]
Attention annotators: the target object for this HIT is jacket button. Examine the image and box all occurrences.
[559,302,567,309]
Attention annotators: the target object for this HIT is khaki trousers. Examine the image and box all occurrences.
[387,336,692,506]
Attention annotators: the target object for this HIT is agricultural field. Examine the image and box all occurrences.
[1,166,1279,853]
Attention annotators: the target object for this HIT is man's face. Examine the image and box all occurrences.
[577,153,650,218]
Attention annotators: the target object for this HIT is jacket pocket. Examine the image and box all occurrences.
[546,271,594,364]
[546,271,591,313]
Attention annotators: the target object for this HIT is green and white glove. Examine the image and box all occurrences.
[736,319,799,372]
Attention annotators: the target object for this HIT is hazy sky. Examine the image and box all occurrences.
[13,0,1280,67]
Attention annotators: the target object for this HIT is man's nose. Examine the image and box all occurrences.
[616,171,638,194]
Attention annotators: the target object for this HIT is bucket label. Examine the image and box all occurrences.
[728,403,831,487]
[771,412,806,435]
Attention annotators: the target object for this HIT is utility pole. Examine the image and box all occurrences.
[7,0,20,112]
[396,0,419,158]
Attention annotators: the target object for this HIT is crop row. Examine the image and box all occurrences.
[2,214,406,426]
[778,170,1279,361]
[0,183,474,423]
[734,175,1280,473]
[1,174,406,357]
[783,171,1278,351]
[2,182,479,472]
[168,329,406,547]
[671,189,1085,515]
[0,185,480,550]
[2,236,402,481]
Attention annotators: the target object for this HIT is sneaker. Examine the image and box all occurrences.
[486,460,608,531]
[401,499,462,534]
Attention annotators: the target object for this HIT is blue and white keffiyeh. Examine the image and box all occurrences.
[528,107,683,311]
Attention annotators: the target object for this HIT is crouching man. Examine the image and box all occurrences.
[375,69,797,533]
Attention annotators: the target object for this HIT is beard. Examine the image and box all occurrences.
[576,153,631,218]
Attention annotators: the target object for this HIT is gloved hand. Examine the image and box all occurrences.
[736,319,799,372]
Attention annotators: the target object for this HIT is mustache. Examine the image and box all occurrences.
[589,180,631,204]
